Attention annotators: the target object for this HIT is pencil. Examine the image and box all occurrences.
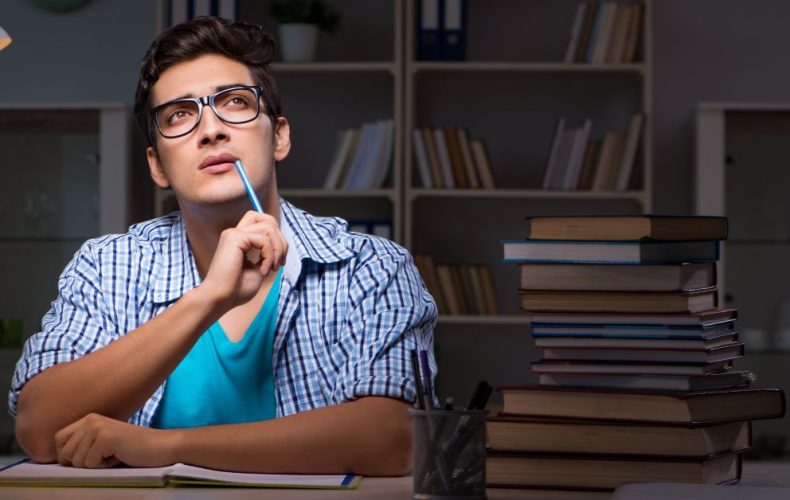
[234,160,264,213]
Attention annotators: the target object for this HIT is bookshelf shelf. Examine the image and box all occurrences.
[408,188,648,202]
[437,315,532,326]
[272,62,396,74]
[280,188,396,201]
[413,62,646,75]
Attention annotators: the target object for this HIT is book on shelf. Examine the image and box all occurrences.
[574,1,599,62]
[503,239,720,264]
[420,128,444,188]
[436,264,461,314]
[604,3,632,64]
[542,117,566,190]
[432,128,456,188]
[470,138,496,189]
[416,0,442,60]
[518,262,716,292]
[487,415,751,457]
[615,112,644,191]
[368,119,394,189]
[590,2,618,64]
[563,2,589,63]
[497,385,786,424]
[444,127,469,187]
[563,119,594,190]
[339,120,394,190]
[442,0,466,61]
[537,371,756,392]
[456,128,480,188]
[486,450,742,490]
[576,139,601,189]
[526,308,738,327]
[519,288,718,314]
[413,253,446,313]
[523,215,730,241]
[0,461,361,489]
[591,131,624,191]
[323,129,360,189]
[412,128,434,188]
[622,2,643,63]
[531,359,733,377]
[540,342,744,364]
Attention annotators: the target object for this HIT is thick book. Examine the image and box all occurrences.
[487,416,750,457]
[531,359,733,377]
[524,215,729,241]
[538,371,756,392]
[497,385,786,424]
[533,332,739,349]
[541,342,744,364]
[486,450,742,490]
[0,461,362,489]
[519,262,716,292]
[519,288,718,314]
[503,239,719,264]
[526,308,737,327]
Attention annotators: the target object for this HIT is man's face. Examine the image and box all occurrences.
[146,54,289,209]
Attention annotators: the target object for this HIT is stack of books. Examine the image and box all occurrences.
[491,215,786,491]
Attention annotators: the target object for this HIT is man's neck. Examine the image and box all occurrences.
[179,190,281,279]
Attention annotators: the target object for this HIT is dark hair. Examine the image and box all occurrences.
[134,17,281,146]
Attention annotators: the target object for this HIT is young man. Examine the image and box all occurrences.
[8,17,437,475]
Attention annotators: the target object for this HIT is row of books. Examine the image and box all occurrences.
[346,219,393,241]
[416,0,466,61]
[413,254,497,316]
[323,120,394,190]
[563,0,643,64]
[412,128,495,189]
[490,215,785,491]
[542,113,644,192]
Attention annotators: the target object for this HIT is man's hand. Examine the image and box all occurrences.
[54,413,173,469]
[201,210,288,309]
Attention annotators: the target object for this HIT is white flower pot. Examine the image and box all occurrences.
[278,23,319,62]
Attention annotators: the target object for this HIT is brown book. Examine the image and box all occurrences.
[487,416,750,457]
[486,450,742,490]
[574,1,599,62]
[576,139,601,190]
[420,128,444,188]
[531,359,734,377]
[436,265,460,315]
[605,4,631,63]
[470,139,496,189]
[519,262,716,292]
[519,288,718,314]
[497,385,786,424]
[524,215,729,241]
[622,3,643,63]
[477,265,499,315]
[527,308,737,327]
[541,342,744,365]
[455,128,480,188]
[449,265,470,314]
[414,254,446,314]
[466,265,487,315]
[444,128,468,188]
[457,265,479,314]
[591,131,624,191]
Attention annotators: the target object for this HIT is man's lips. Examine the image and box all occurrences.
[199,153,238,173]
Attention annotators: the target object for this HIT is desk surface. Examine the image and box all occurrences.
[0,461,787,499]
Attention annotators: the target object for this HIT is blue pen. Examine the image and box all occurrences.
[234,160,264,213]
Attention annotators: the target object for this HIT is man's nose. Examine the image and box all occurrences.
[198,105,228,144]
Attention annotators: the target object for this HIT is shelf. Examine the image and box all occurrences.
[0,237,92,243]
[437,315,531,326]
[412,62,646,75]
[408,189,648,202]
[280,188,396,201]
[272,62,396,74]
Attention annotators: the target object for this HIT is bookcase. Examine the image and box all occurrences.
[403,0,653,400]
[154,0,654,401]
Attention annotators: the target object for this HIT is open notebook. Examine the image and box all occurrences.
[0,460,362,489]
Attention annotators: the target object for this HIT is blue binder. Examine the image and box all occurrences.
[442,0,466,60]
[417,0,442,60]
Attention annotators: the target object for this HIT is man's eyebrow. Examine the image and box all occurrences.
[159,83,253,104]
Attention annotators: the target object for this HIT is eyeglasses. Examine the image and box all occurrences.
[149,85,277,140]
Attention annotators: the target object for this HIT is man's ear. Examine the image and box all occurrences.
[147,146,171,189]
[273,117,291,162]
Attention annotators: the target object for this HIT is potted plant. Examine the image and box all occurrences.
[270,0,341,62]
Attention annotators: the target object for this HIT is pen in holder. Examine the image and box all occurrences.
[410,408,488,500]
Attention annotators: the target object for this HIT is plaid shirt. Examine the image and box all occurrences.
[9,198,437,426]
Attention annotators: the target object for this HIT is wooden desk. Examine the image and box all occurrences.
[0,461,786,499]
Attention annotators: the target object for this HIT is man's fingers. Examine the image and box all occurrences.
[236,210,277,229]
[84,438,115,469]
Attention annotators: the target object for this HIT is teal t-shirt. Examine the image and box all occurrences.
[152,269,282,429]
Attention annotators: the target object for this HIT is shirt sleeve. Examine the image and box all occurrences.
[8,242,116,417]
[332,243,438,405]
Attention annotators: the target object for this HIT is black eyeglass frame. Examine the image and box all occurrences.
[148,85,279,142]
